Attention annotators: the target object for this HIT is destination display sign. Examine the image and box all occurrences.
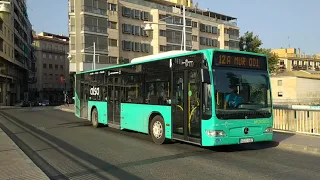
[213,52,267,70]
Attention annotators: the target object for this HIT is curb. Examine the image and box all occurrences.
[276,142,320,156]
[53,106,74,113]
[274,129,320,138]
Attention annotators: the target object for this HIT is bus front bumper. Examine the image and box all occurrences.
[202,133,273,146]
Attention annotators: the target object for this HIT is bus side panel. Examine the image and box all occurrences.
[75,92,81,118]
[121,103,172,139]
[88,101,108,125]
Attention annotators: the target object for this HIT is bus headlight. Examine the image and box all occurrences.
[206,130,226,137]
[264,127,273,133]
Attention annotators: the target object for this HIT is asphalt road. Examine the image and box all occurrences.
[0,107,319,180]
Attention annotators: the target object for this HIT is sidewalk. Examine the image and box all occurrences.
[56,106,320,155]
[273,131,320,155]
[0,126,49,179]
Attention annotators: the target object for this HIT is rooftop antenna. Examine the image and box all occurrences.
[288,36,290,48]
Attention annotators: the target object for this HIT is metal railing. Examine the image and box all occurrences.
[81,5,107,16]
[41,48,65,54]
[81,25,107,34]
[229,35,240,40]
[273,108,320,135]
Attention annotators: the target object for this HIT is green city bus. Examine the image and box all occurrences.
[74,49,273,146]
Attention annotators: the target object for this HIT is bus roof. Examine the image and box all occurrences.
[131,50,191,63]
[76,48,266,74]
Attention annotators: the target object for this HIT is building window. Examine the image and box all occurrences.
[0,18,3,31]
[109,56,117,64]
[122,24,132,34]
[192,35,197,41]
[60,65,63,69]
[133,42,141,52]
[160,45,166,52]
[278,92,283,97]
[0,38,3,52]
[49,64,53,69]
[108,21,117,29]
[160,30,166,37]
[43,64,47,68]
[200,37,219,47]
[122,40,132,51]
[133,9,141,19]
[277,80,282,86]
[141,43,150,53]
[108,3,117,11]
[122,6,131,17]
[133,25,141,35]
[55,65,58,69]
[109,39,118,47]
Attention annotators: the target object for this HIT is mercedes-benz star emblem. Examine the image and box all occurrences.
[244,127,249,134]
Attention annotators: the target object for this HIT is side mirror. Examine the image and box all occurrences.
[201,69,210,83]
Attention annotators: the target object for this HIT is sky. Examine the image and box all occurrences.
[26,0,319,55]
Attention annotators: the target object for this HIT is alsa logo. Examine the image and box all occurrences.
[90,87,99,96]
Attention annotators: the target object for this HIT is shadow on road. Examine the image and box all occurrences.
[101,125,280,153]
[0,111,142,180]
[273,131,295,142]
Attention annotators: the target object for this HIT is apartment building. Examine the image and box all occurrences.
[0,0,35,105]
[32,32,70,104]
[271,48,320,105]
[68,0,240,73]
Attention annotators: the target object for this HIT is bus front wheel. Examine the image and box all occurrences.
[150,115,165,145]
[91,108,99,128]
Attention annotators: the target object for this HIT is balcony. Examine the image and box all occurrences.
[0,2,10,13]
[41,48,66,55]
[69,25,75,32]
[69,6,75,13]
[229,35,240,41]
[81,5,107,17]
[81,25,108,35]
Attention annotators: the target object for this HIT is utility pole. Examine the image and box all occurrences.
[93,42,96,70]
[183,5,186,51]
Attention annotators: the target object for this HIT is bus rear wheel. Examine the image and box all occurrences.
[150,115,166,144]
[91,108,99,128]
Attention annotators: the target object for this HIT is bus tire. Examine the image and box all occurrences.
[91,108,99,128]
[150,115,165,145]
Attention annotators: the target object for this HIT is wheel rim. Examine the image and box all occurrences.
[152,121,163,139]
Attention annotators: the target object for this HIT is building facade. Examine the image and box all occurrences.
[68,0,240,73]
[271,48,320,105]
[272,48,320,72]
[32,32,71,104]
[0,0,35,106]
[271,71,320,105]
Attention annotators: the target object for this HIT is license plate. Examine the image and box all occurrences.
[240,138,254,144]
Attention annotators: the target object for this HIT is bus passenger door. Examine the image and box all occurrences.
[107,77,114,124]
[107,76,122,126]
[172,70,201,144]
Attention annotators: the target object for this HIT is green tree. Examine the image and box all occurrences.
[239,31,279,73]
[239,31,262,52]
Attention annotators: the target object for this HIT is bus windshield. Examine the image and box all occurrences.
[213,68,272,120]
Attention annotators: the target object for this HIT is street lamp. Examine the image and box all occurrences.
[143,5,191,51]
[68,42,100,70]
